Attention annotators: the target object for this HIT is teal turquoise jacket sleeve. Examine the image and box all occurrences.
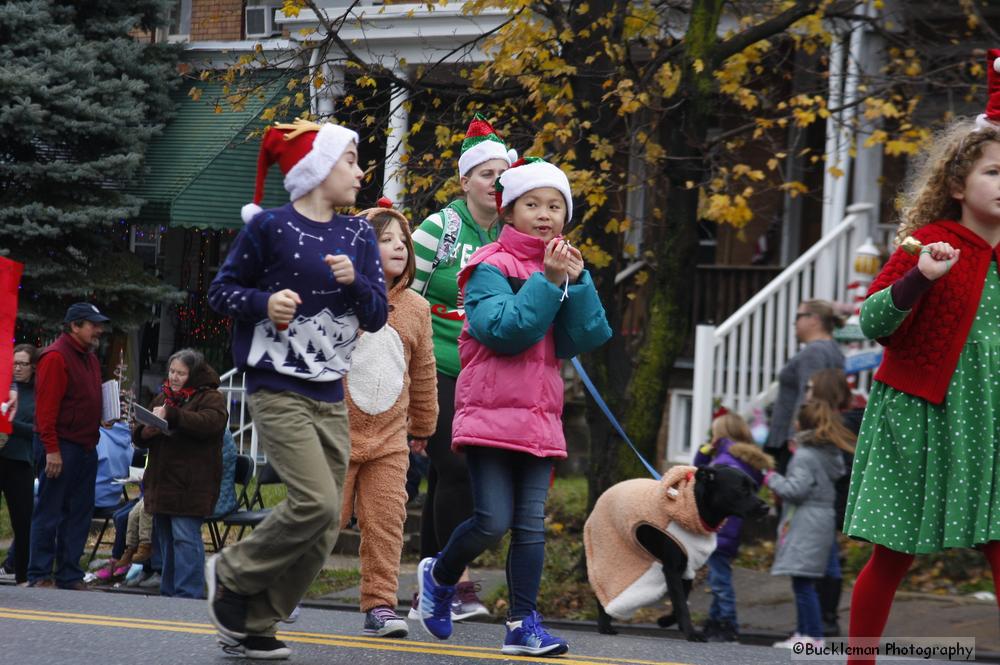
[464,263,563,355]
[554,270,612,358]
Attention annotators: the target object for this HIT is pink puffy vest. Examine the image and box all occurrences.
[451,225,567,459]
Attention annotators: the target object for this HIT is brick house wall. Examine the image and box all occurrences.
[191,0,243,41]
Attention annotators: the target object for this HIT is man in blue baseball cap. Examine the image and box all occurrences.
[27,302,109,589]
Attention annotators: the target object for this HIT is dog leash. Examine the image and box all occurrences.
[570,357,662,481]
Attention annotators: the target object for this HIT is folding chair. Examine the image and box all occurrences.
[220,462,282,543]
[205,454,254,551]
[88,487,129,565]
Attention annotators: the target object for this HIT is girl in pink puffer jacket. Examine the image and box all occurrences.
[414,157,612,657]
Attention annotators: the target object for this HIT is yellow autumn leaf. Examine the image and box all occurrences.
[793,108,816,127]
[780,181,809,197]
[863,130,888,148]
[703,193,752,227]
[655,62,681,99]
[885,139,921,156]
[281,0,303,18]
[692,58,704,73]
[579,239,614,269]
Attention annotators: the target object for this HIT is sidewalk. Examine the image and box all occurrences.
[311,556,1000,658]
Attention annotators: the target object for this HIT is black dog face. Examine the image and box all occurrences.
[693,465,769,529]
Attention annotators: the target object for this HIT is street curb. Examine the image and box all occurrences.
[301,595,1000,663]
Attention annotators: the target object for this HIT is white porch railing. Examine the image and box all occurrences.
[218,368,259,462]
[688,203,880,460]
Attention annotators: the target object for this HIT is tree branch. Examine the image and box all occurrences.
[710,0,828,68]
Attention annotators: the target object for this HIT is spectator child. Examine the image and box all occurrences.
[766,400,851,650]
[804,368,860,636]
[692,412,774,643]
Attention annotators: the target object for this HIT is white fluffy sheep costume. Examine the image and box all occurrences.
[584,465,718,620]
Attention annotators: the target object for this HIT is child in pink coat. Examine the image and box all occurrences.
[414,157,612,657]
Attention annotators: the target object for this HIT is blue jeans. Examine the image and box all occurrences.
[28,438,98,586]
[154,514,205,598]
[826,537,841,579]
[707,550,737,624]
[434,447,553,619]
[792,576,823,639]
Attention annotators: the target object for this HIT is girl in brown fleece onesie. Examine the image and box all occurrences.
[342,203,439,637]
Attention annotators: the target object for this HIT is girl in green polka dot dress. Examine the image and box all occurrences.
[843,102,1000,661]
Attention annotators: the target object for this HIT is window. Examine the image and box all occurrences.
[165,0,191,41]
[667,390,694,465]
[130,224,161,271]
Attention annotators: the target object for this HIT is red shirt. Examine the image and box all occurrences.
[867,220,1000,404]
[34,333,102,453]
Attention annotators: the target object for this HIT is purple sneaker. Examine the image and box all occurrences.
[452,580,490,621]
[416,557,455,640]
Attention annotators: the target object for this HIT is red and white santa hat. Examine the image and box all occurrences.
[975,49,1000,131]
[458,113,517,177]
[242,119,360,223]
[495,157,573,222]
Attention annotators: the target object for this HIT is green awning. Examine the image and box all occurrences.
[131,78,291,229]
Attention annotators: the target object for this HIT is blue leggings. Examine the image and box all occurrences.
[433,447,552,619]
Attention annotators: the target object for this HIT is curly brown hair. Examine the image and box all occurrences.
[895,121,1000,245]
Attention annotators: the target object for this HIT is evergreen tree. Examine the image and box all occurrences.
[0,0,182,334]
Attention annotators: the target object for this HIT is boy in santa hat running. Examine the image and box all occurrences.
[206,119,388,659]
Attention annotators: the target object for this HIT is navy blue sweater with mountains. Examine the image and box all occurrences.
[209,203,388,403]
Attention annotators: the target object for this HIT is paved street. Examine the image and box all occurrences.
[0,586,971,665]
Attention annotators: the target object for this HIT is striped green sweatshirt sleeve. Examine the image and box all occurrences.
[409,200,496,377]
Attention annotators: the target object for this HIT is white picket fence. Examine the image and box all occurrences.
[689,203,882,458]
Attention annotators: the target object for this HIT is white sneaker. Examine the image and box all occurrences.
[773,633,825,649]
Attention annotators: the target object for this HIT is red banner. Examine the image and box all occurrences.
[0,257,24,435]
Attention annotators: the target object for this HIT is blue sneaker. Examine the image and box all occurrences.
[417,556,455,640]
[501,611,569,656]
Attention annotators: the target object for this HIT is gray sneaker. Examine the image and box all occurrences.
[364,606,409,638]
[138,571,162,589]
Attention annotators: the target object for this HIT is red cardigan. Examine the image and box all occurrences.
[867,220,1000,404]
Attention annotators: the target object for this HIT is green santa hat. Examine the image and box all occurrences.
[458,113,517,176]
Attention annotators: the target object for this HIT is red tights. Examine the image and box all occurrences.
[847,541,1000,664]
